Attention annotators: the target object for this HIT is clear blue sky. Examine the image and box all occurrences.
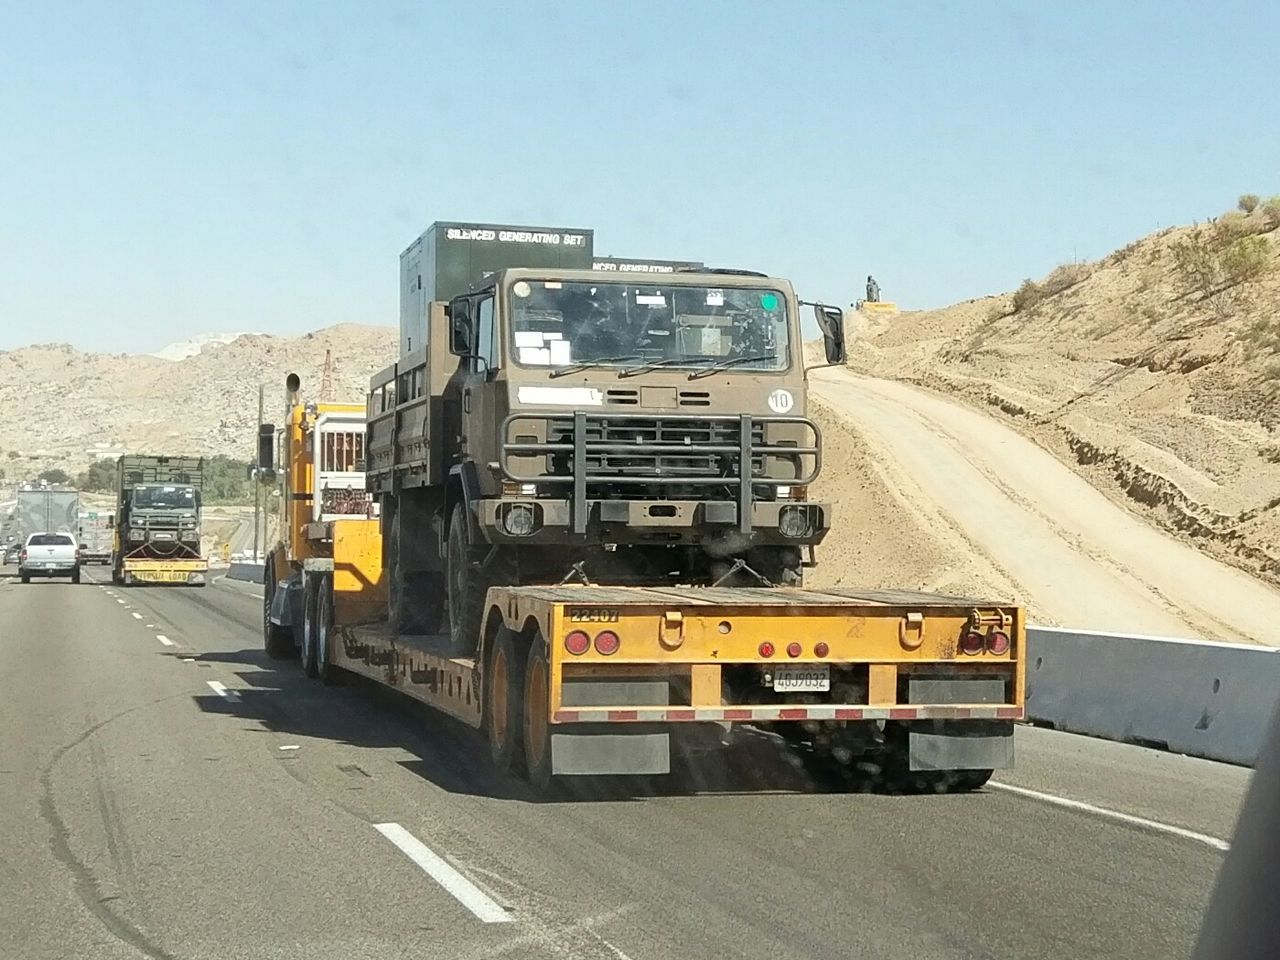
[2,1,1277,353]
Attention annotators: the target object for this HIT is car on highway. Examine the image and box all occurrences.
[3,541,21,565]
[19,532,80,584]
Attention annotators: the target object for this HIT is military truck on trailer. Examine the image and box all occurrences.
[260,221,1022,791]
[112,455,209,585]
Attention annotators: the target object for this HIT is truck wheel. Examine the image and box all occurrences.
[522,632,555,791]
[263,557,295,660]
[486,627,526,775]
[446,503,485,655]
[316,575,341,686]
[71,567,80,584]
[301,574,319,679]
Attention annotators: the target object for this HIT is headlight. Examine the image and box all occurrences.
[499,502,538,537]
[778,505,815,539]
[129,529,145,541]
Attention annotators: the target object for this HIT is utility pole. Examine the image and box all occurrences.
[253,384,263,561]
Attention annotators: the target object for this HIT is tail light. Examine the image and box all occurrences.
[960,631,985,655]
[593,630,620,656]
[814,641,829,658]
[564,631,590,656]
[786,641,802,658]
[986,630,1011,655]
[758,641,775,658]
[20,549,27,562]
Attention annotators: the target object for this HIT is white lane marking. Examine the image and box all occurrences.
[206,680,240,702]
[278,744,300,751]
[988,781,1231,851]
[373,822,513,924]
[181,657,195,662]
[156,634,175,646]
[146,623,156,627]
[131,612,142,620]
[116,598,126,604]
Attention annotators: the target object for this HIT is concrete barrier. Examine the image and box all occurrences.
[1026,625,1280,766]
[227,561,265,584]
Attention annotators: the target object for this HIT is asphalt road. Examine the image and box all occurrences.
[0,565,1251,959]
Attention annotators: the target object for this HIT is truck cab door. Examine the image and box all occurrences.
[461,294,500,489]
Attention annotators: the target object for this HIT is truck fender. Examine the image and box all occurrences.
[446,462,484,546]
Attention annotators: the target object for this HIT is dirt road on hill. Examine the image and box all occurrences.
[810,367,1280,645]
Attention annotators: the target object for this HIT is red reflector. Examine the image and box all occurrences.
[814,641,829,658]
[960,631,985,655]
[786,642,802,658]
[777,707,808,720]
[564,630,590,655]
[986,630,1011,655]
[724,708,753,721]
[758,641,775,658]
[593,630,620,655]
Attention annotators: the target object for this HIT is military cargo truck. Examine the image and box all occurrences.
[360,221,846,652]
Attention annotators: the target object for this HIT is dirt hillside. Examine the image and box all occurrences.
[845,205,1280,589]
[0,324,396,475]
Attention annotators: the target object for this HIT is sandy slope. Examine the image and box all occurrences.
[809,367,1280,645]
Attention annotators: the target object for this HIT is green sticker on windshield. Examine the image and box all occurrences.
[760,293,779,311]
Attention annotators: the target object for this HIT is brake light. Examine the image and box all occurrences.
[986,630,1011,655]
[758,641,775,658]
[20,549,27,562]
[814,641,829,658]
[960,631,985,655]
[593,630,620,656]
[786,641,802,658]
[564,631,590,656]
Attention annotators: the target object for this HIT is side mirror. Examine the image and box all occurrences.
[813,304,847,365]
[449,299,473,355]
[257,423,275,472]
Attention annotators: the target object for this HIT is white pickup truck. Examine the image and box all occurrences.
[20,532,80,584]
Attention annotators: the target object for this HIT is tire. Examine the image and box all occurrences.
[301,574,319,679]
[522,632,555,792]
[70,567,80,584]
[316,575,341,686]
[446,503,486,655]
[486,627,526,776]
[263,556,295,660]
[388,507,445,634]
[20,573,30,584]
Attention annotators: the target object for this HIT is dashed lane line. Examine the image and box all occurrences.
[373,822,513,924]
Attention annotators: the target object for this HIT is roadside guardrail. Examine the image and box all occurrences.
[1026,626,1279,766]
[227,561,265,584]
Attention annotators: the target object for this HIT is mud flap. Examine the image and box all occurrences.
[551,727,671,776]
[908,721,1015,771]
[270,573,303,628]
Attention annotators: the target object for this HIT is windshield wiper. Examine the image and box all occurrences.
[548,355,643,378]
[687,355,778,380]
[616,355,721,378]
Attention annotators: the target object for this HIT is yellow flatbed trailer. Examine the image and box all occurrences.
[295,519,1025,790]
[120,557,209,586]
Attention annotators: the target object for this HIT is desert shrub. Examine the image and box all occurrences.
[1221,235,1271,284]
[1263,196,1280,230]
[1261,442,1280,464]
[1042,261,1092,296]
[1239,194,1261,214]
[1011,279,1044,313]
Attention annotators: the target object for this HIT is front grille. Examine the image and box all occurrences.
[544,416,766,480]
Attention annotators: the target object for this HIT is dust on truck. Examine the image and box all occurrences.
[261,220,1024,790]
[112,455,209,586]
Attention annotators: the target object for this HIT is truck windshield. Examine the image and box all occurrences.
[508,279,791,373]
[132,485,197,510]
